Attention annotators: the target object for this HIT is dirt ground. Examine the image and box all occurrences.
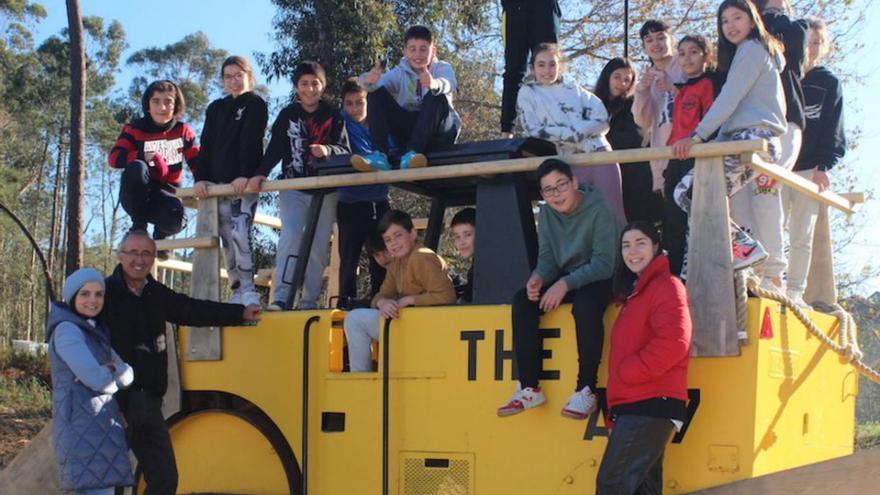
[0,405,49,470]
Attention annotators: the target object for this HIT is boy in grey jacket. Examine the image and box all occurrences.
[353,25,461,171]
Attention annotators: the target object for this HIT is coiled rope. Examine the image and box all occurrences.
[740,271,880,385]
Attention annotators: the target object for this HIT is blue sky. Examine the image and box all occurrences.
[30,0,880,294]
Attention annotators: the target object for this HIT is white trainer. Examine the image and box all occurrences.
[561,386,597,420]
[241,290,262,307]
[497,384,546,417]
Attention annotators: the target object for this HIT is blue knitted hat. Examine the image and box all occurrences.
[62,268,105,303]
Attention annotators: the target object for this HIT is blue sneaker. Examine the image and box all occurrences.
[400,150,427,169]
[351,151,390,172]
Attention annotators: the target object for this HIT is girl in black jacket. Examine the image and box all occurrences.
[594,57,661,224]
[194,56,269,307]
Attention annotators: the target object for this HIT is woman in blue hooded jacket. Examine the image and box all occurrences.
[47,268,135,494]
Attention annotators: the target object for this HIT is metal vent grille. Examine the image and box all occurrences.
[401,453,473,495]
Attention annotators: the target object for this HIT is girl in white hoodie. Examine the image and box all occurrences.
[516,43,626,225]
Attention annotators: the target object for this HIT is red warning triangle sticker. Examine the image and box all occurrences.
[760,306,774,339]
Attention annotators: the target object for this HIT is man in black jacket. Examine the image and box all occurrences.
[104,229,261,494]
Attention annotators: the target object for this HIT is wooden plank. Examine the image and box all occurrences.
[154,236,218,251]
[326,223,341,307]
[692,449,880,494]
[804,205,837,306]
[839,192,865,204]
[175,140,768,199]
[687,156,739,357]
[186,196,222,361]
[742,153,855,214]
[254,212,282,229]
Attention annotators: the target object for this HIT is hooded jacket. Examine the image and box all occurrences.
[667,72,719,144]
[794,66,846,172]
[196,91,269,183]
[47,303,135,490]
[256,100,350,180]
[606,255,692,413]
[633,55,685,191]
[533,186,620,290]
[762,9,808,129]
[516,80,611,154]
[359,57,461,129]
[695,39,788,140]
[103,264,245,408]
[108,117,200,188]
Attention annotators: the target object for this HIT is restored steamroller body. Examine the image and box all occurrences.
[166,297,855,494]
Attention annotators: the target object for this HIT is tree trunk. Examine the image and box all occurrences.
[48,132,67,285]
[64,0,86,276]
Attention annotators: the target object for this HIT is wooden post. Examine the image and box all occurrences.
[804,205,837,306]
[687,156,739,356]
[186,197,222,361]
[326,223,341,307]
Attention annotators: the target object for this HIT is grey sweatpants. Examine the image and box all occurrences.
[273,190,337,308]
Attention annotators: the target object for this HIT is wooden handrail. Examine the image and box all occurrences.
[176,140,768,199]
[155,236,218,251]
[742,153,857,214]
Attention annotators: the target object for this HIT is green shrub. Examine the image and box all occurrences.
[0,376,52,417]
[0,347,50,387]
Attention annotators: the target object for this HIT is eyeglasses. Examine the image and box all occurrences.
[120,250,156,259]
[540,179,572,197]
[222,71,246,82]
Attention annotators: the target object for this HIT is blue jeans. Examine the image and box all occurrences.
[596,415,675,495]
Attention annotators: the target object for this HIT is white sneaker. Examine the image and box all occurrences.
[226,291,243,305]
[241,290,261,307]
[497,384,546,417]
[561,386,597,420]
[266,301,286,312]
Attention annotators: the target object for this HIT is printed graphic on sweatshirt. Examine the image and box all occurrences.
[143,138,184,164]
[802,84,827,121]
[285,119,307,175]
[235,106,245,121]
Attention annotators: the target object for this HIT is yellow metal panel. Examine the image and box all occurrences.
[169,411,288,494]
[174,298,855,494]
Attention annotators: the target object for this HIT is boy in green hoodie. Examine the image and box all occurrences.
[498,159,619,420]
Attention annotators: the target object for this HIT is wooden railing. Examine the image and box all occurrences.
[169,140,862,359]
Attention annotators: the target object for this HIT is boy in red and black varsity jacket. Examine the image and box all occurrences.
[108,80,199,251]
[662,36,719,277]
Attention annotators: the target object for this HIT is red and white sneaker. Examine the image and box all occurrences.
[497,384,546,417]
[560,386,597,420]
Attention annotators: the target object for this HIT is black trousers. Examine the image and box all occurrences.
[500,0,561,133]
[621,161,662,224]
[336,200,390,300]
[596,415,675,495]
[125,390,177,495]
[367,87,459,155]
[120,160,185,240]
[512,277,611,391]
[662,159,694,277]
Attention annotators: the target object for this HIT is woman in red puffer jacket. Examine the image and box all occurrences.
[596,221,692,495]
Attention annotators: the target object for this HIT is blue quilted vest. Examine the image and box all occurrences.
[46,303,134,490]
